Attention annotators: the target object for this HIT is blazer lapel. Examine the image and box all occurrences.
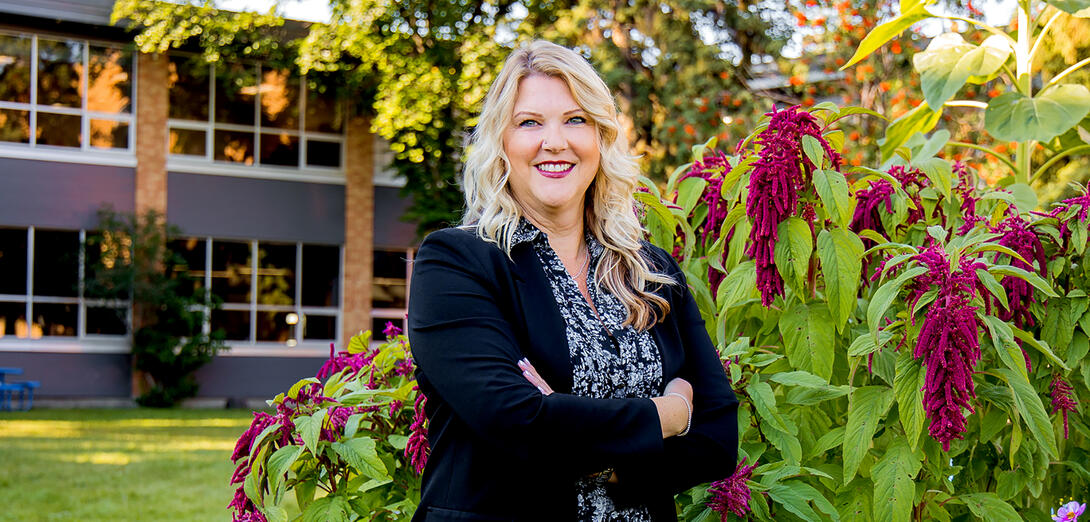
[509,244,574,393]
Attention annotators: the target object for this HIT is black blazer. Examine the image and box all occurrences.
[407,227,739,521]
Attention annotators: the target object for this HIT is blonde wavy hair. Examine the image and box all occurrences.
[461,40,674,330]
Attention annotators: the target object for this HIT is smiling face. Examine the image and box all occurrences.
[503,74,601,225]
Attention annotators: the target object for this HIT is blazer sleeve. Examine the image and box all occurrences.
[612,249,740,497]
[407,229,664,472]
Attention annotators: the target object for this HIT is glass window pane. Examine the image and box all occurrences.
[89,119,128,149]
[302,313,335,341]
[0,301,27,339]
[0,108,30,143]
[36,112,81,147]
[257,311,292,342]
[86,307,127,335]
[82,230,131,301]
[169,128,206,156]
[211,240,251,304]
[214,129,254,164]
[301,244,339,307]
[306,140,341,168]
[260,133,299,167]
[33,229,79,297]
[33,302,77,337]
[215,62,255,125]
[87,46,131,113]
[257,242,295,306]
[212,309,249,341]
[37,39,83,108]
[0,227,27,295]
[168,238,205,298]
[373,280,406,310]
[374,250,408,279]
[305,77,343,133]
[0,34,31,103]
[260,67,298,129]
[168,54,209,121]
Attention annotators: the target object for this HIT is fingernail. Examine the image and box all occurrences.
[537,386,546,394]
[523,370,532,378]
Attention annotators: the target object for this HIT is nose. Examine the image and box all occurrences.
[541,123,568,153]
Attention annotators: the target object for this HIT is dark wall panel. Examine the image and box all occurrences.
[374,186,418,249]
[0,158,135,229]
[0,351,131,397]
[168,172,345,244]
[194,355,328,399]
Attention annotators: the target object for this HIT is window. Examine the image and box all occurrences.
[0,32,133,152]
[169,238,342,346]
[167,54,345,173]
[0,227,129,340]
[372,248,412,341]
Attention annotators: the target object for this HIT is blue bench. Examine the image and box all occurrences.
[0,367,39,411]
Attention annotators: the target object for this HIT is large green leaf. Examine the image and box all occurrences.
[302,495,351,522]
[894,348,926,449]
[914,157,953,199]
[998,368,1059,459]
[266,444,304,495]
[913,33,976,110]
[677,176,708,216]
[331,437,389,480]
[717,260,758,310]
[1047,0,1090,15]
[769,480,840,522]
[774,217,814,293]
[880,103,942,162]
[985,85,1090,142]
[867,266,928,344]
[843,3,932,69]
[747,379,793,435]
[770,370,832,388]
[983,314,1029,379]
[814,170,853,228]
[818,229,864,333]
[836,483,873,522]
[843,386,894,484]
[297,410,325,455]
[779,302,836,381]
[959,492,1023,521]
[872,440,922,522]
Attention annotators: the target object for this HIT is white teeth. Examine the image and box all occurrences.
[537,163,572,173]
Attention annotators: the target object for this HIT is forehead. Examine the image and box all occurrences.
[512,74,581,112]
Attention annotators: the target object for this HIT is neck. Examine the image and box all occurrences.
[522,205,585,261]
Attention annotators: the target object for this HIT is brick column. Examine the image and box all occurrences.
[343,116,374,345]
[135,52,168,216]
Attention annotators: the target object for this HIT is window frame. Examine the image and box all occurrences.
[371,247,413,343]
[0,30,136,162]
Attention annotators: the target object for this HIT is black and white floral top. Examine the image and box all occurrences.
[512,219,662,522]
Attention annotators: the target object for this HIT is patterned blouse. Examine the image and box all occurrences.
[512,219,663,522]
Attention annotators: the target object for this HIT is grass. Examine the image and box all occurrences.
[0,408,268,521]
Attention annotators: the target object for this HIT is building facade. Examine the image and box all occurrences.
[0,0,419,404]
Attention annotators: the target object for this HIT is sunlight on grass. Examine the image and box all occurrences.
[0,409,266,521]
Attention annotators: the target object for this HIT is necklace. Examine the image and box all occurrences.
[570,244,590,282]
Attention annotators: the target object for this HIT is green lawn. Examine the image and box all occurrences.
[0,408,273,521]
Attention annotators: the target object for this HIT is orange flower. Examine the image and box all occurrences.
[835,57,846,66]
[909,98,921,107]
[795,12,808,25]
[789,75,805,86]
[802,97,815,107]
[667,125,676,134]
[733,99,742,107]
[988,88,1002,98]
[891,41,902,54]
[879,81,891,92]
[995,143,1008,154]
[684,124,695,136]
[699,105,708,113]
[849,130,861,141]
[719,71,730,80]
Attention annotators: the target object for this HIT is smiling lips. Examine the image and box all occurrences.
[535,161,575,178]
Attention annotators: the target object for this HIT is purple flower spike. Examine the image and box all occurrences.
[405,390,430,474]
[707,457,758,518]
[1053,501,1086,522]
[990,214,1046,331]
[383,321,403,338]
[1051,375,1079,439]
[745,105,839,306]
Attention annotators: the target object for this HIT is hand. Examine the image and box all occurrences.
[652,377,693,438]
[518,358,554,395]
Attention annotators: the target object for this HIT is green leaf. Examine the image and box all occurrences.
[717,261,758,311]
[802,134,827,168]
[289,377,321,400]
[769,480,840,522]
[998,368,1059,459]
[914,157,953,199]
[765,421,804,464]
[262,505,288,522]
[1047,0,1090,15]
[913,33,977,110]
[880,102,942,162]
[774,217,814,294]
[843,4,931,69]
[302,496,351,522]
[331,437,389,480]
[746,380,793,435]
[894,348,926,450]
[995,470,1026,500]
[959,492,1023,521]
[786,385,851,405]
[848,328,897,357]
[990,265,1058,298]
[814,170,853,229]
[868,266,928,344]
[983,314,1028,378]
[1010,325,1069,371]
[677,176,708,216]
[843,386,894,484]
[872,440,922,522]
[965,35,1013,83]
[770,370,831,388]
[975,269,1009,310]
[297,410,325,455]
[266,444,304,488]
[779,302,836,381]
[985,85,1090,142]
[809,426,846,459]
[388,434,409,450]
[1007,183,1038,213]
[818,228,864,332]
[836,483,873,522]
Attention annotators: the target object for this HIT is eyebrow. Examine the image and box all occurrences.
[512,109,585,119]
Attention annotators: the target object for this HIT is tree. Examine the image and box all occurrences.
[113,0,796,236]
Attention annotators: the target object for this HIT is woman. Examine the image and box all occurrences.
[407,40,738,521]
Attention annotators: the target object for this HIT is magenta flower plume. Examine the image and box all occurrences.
[707,457,758,519]
[1051,375,1079,439]
[405,390,430,474]
[907,244,984,450]
[990,214,1046,331]
[383,321,403,338]
[1053,501,1086,522]
[317,342,377,380]
[679,150,735,294]
[228,486,268,522]
[745,105,840,306]
[954,162,985,233]
[850,179,894,236]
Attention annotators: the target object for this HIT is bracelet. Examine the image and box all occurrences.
[665,392,692,437]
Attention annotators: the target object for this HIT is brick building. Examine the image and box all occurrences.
[0,0,419,405]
